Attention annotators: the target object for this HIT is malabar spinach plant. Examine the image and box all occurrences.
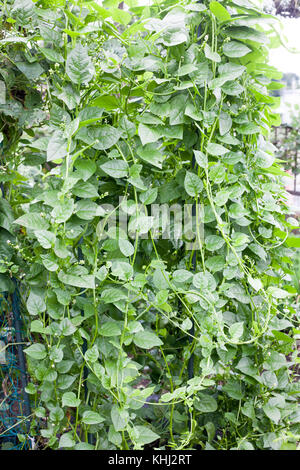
[0,0,299,450]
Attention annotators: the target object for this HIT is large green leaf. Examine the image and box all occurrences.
[14,213,49,231]
[133,330,163,349]
[66,43,95,84]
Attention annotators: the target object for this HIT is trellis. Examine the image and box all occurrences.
[273,124,300,196]
[0,286,32,449]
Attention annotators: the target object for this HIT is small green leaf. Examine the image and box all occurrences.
[51,199,74,223]
[209,1,231,21]
[205,235,225,251]
[132,425,160,445]
[62,392,81,408]
[101,160,129,178]
[195,393,218,413]
[82,411,105,425]
[194,150,208,168]
[206,143,229,156]
[24,343,47,360]
[138,123,161,145]
[223,41,251,58]
[184,171,203,197]
[133,330,163,349]
[84,345,99,363]
[229,322,244,340]
[27,291,46,316]
[99,321,122,337]
[47,131,68,162]
[263,403,281,424]
[101,288,128,303]
[267,287,291,299]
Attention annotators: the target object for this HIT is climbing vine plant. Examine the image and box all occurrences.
[0,0,299,451]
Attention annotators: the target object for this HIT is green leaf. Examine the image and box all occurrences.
[223,41,251,58]
[82,411,105,425]
[194,150,208,169]
[204,43,221,63]
[193,272,216,291]
[66,43,95,84]
[58,271,95,289]
[219,111,232,136]
[34,230,56,249]
[132,425,160,445]
[229,322,244,340]
[236,357,257,377]
[138,123,161,145]
[137,144,164,168]
[184,171,203,197]
[101,288,128,303]
[51,199,74,223]
[111,405,128,432]
[263,351,287,371]
[140,188,158,205]
[30,320,46,334]
[205,235,225,251]
[99,321,122,337]
[195,393,218,412]
[72,181,98,198]
[206,143,229,156]
[222,81,244,96]
[214,189,230,206]
[14,213,49,231]
[24,343,47,360]
[25,383,36,395]
[100,160,128,178]
[209,164,226,184]
[267,287,291,299]
[75,200,97,220]
[231,232,249,247]
[49,345,64,363]
[39,47,64,63]
[169,95,186,125]
[62,392,81,408]
[173,269,193,283]
[74,159,97,181]
[209,1,231,21]
[59,432,76,448]
[223,379,244,400]
[133,330,163,349]
[84,345,99,363]
[263,403,281,424]
[248,276,262,292]
[47,131,68,162]
[16,60,44,80]
[60,318,76,336]
[27,291,46,316]
[74,443,95,450]
[177,64,198,77]
[119,239,134,257]
[78,107,104,128]
[226,26,267,44]
[76,126,121,150]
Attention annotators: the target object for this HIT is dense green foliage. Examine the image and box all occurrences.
[0,0,299,450]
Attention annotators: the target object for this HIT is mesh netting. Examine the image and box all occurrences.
[0,289,32,450]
